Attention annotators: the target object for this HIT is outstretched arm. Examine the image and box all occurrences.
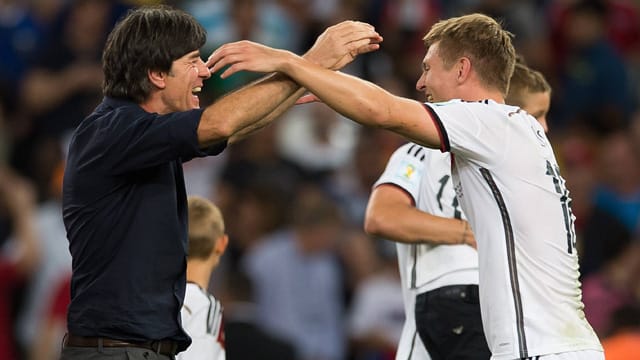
[208,37,442,149]
[197,21,383,146]
[365,184,475,247]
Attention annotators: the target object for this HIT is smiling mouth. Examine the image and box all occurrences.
[192,87,202,95]
[426,94,434,103]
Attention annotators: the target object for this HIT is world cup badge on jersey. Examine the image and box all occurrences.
[403,164,416,179]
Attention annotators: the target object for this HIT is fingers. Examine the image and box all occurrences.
[338,28,383,45]
[295,94,321,105]
[206,42,241,74]
[206,41,259,78]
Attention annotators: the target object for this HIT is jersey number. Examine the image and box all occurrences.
[436,175,462,219]
[545,161,577,254]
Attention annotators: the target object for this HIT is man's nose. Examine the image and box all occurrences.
[198,62,212,79]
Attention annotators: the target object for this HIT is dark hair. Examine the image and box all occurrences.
[102,5,206,103]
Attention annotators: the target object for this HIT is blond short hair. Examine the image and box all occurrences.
[423,13,516,96]
[506,61,551,109]
[187,196,225,260]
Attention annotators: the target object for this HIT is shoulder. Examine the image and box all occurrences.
[74,98,149,133]
[386,143,429,171]
[183,283,213,315]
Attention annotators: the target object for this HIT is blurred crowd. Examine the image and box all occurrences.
[1,0,640,359]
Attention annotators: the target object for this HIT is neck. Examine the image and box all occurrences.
[463,91,505,104]
[186,259,216,290]
[456,81,505,104]
[139,93,169,114]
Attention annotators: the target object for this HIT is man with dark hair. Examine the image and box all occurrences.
[60,5,381,360]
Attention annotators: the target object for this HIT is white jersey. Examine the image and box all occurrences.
[426,99,602,359]
[178,282,225,360]
[374,143,479,292]
[394,243,430,360]
[374,142,480,359]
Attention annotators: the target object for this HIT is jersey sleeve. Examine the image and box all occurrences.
[373,143,427,205]
[424,100,506,167]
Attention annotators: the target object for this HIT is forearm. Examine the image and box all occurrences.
[228,86,306,144]
[366,203,467,245]
[281,56,441,148]
[198,72,301,146]
[12,208,40,275]
[22,71,77,114]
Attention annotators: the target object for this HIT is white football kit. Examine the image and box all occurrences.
[374,142,480,360]
[178,282,225,360]
[425,99,603,360]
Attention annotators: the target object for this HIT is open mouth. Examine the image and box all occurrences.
[192,87,202,95]
[426,94,434,103]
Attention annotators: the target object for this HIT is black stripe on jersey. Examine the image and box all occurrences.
[206,293,214,334]
[480,168,528,359]
[410,244,417,289]
[405,144,426,161]
[406,330,418,360]
[422,103,450,152]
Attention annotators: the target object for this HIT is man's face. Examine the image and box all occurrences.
[415,41,459,102]
[522,90,551,133]
[162,50,211,111]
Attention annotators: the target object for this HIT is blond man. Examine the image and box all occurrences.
[209,13,603,360]
[178,196,228,360]
[506,60,552,133]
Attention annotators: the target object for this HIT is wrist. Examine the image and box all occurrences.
[460,220,468,245]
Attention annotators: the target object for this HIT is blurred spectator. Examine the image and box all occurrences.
[28,275,70,360]
[242,184,346,360]
[550,0,640,58]
[328,127,405,226]
[556,129,634,278]
[347,241,404,360]
[0,0,64,116]
[471,0,551,74]
[183,0,303,101]
[365,0,441,95]
[220,271,297,360]
[276,102,360,179]
[0,102,8,164]
[601,304,640,360]
[16,158,70,357]
[214,126,301,265]
[582,241,640,336]
[592,130,640,233]
[0,167,39,360]
[13,0,129,190]
[550,0,635,132]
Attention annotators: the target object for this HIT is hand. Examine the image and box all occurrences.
[303,20,383,70]
[206,40,292,79]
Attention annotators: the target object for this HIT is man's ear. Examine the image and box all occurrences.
[148,69,167,89]
[213,234,229,256]
[456,57,472,83]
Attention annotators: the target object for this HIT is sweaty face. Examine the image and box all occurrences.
[162,50,211,112]
[415,42,459,103]
[521,91,550,133]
